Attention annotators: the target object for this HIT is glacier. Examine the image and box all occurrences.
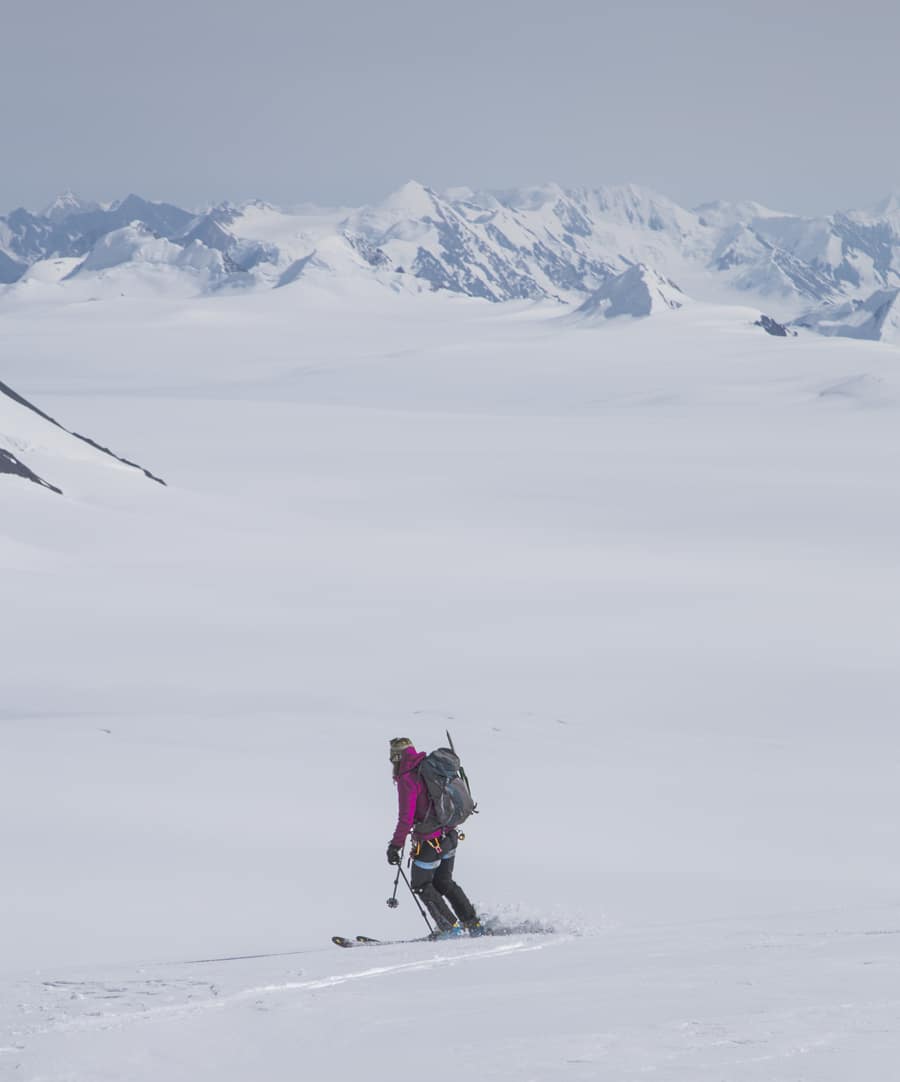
[2,283,900,1080]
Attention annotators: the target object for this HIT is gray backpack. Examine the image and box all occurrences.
[414,747,477,834]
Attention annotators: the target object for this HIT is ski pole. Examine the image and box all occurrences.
[398,865,434,935]
[386,863,401,909]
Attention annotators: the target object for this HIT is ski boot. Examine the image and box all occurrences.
[429,922,466,941]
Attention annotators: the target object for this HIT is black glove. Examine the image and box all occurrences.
[386,844,401,866]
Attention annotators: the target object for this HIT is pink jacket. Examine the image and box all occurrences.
[390,746,441,849]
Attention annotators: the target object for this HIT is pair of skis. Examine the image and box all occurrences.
[333,928,504,948]
[332,934,429,949]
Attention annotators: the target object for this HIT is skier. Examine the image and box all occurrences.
[386,737,482,936]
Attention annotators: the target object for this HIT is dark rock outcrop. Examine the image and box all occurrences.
[0,379,166,493]
[754,314,795,337]
[0,447,63,494]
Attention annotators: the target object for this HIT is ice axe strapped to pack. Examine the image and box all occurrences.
[446,728,475,804]
[413,729,478,835]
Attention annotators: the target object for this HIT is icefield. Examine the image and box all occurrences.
[2,280,899,1080]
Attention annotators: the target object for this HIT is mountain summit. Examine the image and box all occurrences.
[575,263,686,320]
[41,190,102,223]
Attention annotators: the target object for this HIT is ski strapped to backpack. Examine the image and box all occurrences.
[413,729,478,835]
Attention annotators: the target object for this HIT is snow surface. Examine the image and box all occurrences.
[2,280,900,1080]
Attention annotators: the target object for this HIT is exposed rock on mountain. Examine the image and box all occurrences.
[0,247,27,283]
[1,194,193,267]
[0,447,62,494]
[575,264,686,320]
[794,289,900,343]
[0,379,165,496]
[754,314,795,337]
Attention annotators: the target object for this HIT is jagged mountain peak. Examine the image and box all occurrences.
[490,182,571,211]
[592,180,671,206]
[847,189,900,232]
[111,193,187,217]
[575,262,687,321]
[237,199,280,215]
[70,223,179,275]
[694,199,788,228]
[587,183,696,232]
[113,193,155,213]
[375,180,442,220]
[795,287,900,343]
[41,190,101,223]
[192,201,241,222]
[342,182,445,251]
[178,214,237,251]
[863,189,900,216]
[487,181,679,224]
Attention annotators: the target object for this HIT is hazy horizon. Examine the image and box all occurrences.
[3,0,899,219]
[7,175,900,222]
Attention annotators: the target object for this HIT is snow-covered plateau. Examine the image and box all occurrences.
[2,271,899,1079]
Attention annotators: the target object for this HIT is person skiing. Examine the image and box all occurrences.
[386,737,481,936]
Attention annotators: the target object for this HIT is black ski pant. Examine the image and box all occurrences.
[410,829,477,931]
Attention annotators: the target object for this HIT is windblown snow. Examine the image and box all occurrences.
[1,236,900,1081]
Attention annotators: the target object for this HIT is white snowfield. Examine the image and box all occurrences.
[2,282,900,1080]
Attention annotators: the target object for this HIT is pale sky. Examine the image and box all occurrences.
[3,0,899,216]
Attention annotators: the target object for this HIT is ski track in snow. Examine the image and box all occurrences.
[7,921,900,1080]
[239,938,549,998]
[3,937,553,1045]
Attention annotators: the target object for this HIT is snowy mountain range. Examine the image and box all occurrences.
[3,183,900,339]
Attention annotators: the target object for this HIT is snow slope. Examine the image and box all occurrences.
[0,377,164,496]
[1,284,900,1080]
